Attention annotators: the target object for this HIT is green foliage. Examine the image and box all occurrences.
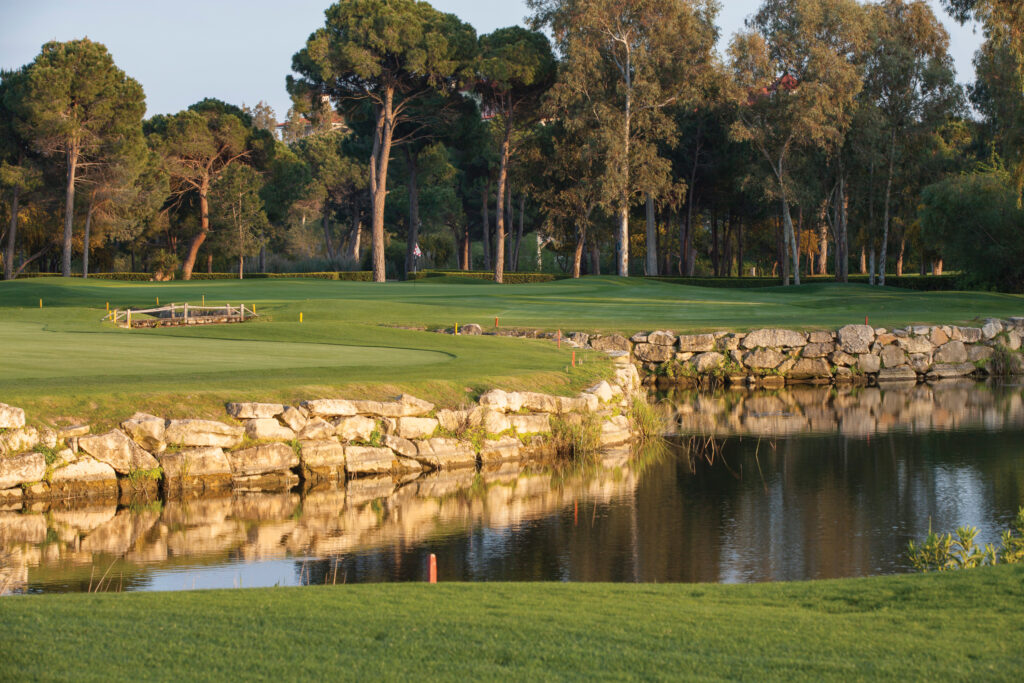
[126,467,163,484]
[549,414,602,465]
[988,344,1020,376]
[907,508,1024,571]
[409,270,570,283]
[628,399,668,440]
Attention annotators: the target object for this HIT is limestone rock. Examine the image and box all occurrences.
[509,413,551,435]
[414,438,477,470]
[742,329,807,349]
[896,336,934,354]
[79,429,159,474]
[556,396,592,413]
[837,325,875,354]
[0,452,46,489]
[589,334,631,352]
[808,331,834,344]
[802,342,835,358]
[931,363,976,379]
[880,345,907,368]
[574,393,600,413]
[121,413,167,452]
[677,334,715,352]
[1007,330,1022,351]
[934,341,967,364]
[929,327,949,346]
[244,418,295,442]
[788,358,831,380]
[301,399,357,417]
[226,402,285,419]
[908,354,932,374]
[298,440,346,476]
[165,420,244,449]
[479,389,522,413]
[691,352,724,373]
[647,330,677,346]
[600,415,632,447]
[858,354,881,374]
[744,348,785,370]
[0,403,26,429]
[298,417,335,441]
[279,406,308,433]
[0,427,40,457]
[519,392,560,413]
[436,408,481,432]
[158,448,232,488]
[344,446,394,476]
[58,424,90,439]
[957,327,983,343]
[482,410,511,434]
[634,343,674,362]
[830,351,857,367]
[585,381,616,403]
[384,434,418,458]
[968,345,994,363]
[50,458,118,498]
[982,320,1003,340]
[877,365,917,382]
[395,417,439,440]
[480,436,521,464]
[333,415,377,442]
[630,332,648,343]
[226,443,298,476]
[459,323,483,335]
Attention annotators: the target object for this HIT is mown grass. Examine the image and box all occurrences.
[1,565,1021,680]
[2,276,1022,426]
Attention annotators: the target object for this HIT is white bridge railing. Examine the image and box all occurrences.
[105,303,257,327]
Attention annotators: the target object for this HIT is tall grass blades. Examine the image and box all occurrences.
[628,398,668,440]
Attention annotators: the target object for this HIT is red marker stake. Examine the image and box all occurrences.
[865,315,869,326]
[495,316,499,329]
[429,554,437,584]
[571,351,576,367]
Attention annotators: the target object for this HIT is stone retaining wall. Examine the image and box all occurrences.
[0,363,642,505]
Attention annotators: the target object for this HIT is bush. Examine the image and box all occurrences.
[907,507,1024,571]
[408,269,572,283]
[549,414,602,465]
[644,274,963,291]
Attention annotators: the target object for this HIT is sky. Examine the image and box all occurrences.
[0,0,985,120]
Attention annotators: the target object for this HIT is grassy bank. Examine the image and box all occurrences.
[1,565,1021,680]
[2,276,1023,425]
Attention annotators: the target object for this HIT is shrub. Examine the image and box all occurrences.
[907,507,1024,571]
[549,414,602,465]
[628,398,668,440]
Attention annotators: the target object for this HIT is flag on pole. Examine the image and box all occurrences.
[413,243,422,258]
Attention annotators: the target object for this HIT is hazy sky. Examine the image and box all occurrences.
[0,0,984,120]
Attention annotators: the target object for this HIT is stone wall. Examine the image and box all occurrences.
[0,362,642,505]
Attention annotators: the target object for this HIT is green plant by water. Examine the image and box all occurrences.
[907,507,1024,571]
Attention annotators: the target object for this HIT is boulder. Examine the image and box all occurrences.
[58,424,90,440]
[279,406,308,433]
[479,436,521,464]
[509,413,551,435]
[225,443,298,476]
[436,408,481,432]
[301,399,357,417]
[808,331,834,344]
[968,345,994,363]
[801,343,835,358]
[395,417,439,440]
[482,410,511,434]
[0,427,40,457]
[929,327,949,346]
[479,389,525,413]
[692,352,725,373]
[837,325,875,354]
[647,330,677,346]
[957,327,983,343]
[741,329,807,349]
[298,417,335,441]
[675,333,715,353]
[413,438,477,470]
[934,341,968,364]
[0,452,46,489]
[459,323,483,335]
[49,458,118,498]
[877,365,917,382]
[880,345,907,368]
[333,415,377,442]
[829,351,857,367]
[298,440,346,477]
[121,413,167,452]
[585,381,616,403]
[633,343,674,362]
[79,429,159,474]
[574,393,600,413]
[788,358,832,380]
[164,420,244,449]
[858,354,881,374]
[0,403,26,430]
[226,402,285,420]
[556,396,592,413]
[896,336,934,354]
[245,418,296,442]
[744,348,785,370]
[630,332,648,343]
[384,434,418,458]
[1007,330,1022,351]
[158,448,232,488]
[589,334,631,352]
[982,320,1003,340]
[600,415,632,447]
[519,392,560,413]
[344,446,394,476]
[345,394,433,418]
[908,353,932,374]
[931,363,976,379]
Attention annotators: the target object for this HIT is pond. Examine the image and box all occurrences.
[2,380,1022,593]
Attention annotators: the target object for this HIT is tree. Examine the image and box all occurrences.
[730,0,865,286]
[15,39,145,277]
[243,101,278,133]
[147,99,265,280]
[289,0,476,282]
[0,67,44,280]
[210,164,269,279]
[475,26,556,283]
[531,0,718,276]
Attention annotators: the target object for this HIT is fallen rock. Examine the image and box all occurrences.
[837,325,875,354]
[165,420,244,449]
[742,329,807,349]
[226,443,299,477]
[79,430,159,474]
[245,418,296,442]
[0,403,26,430]
[0,452,46,489]
[226,402,285,419]
[301,399,357,417]
[279,406,308,433]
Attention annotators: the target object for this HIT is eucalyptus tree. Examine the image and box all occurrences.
[529,0,718,277]
[289,0,477,282]
[729,0,865,285]
[15,39,145,277]
[0,67,43,280]
[475,26,556,283]
[210,164,270,279]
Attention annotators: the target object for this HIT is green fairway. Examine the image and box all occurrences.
[1,566,1021,680]
[2,276,1022,425]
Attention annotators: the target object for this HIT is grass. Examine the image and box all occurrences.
[0,565,1021,680]
[1,276,1022,426]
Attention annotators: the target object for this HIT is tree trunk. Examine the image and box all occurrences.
[512,193,525,272]
[879,130,896,287]
[590,241,600,275]
[82,199,93,279]
[462,226,470,271]
[259,245,266,272]
[781,199,800,286]
[481,180,491,271]
[346,209,361,263]
[572,224,587,279]
[62,144,79,277]
[494,113,512,284]
[322,213,334,260]
[206,253,213,274]
[369,88,396,283]
[181,177,210,280]
[869,247,876,286]
[644,194,657,276]
[4,185,20,280]
[816,212,829,276]
[859,246,866,275]
[737,217,744,278]
[239,254,244,279]
[505,183,513,272]
[404,147,420,278]
[896,237,905,277]
[722,212,733,277]
[932,259,943,275]
[617,56,632,278]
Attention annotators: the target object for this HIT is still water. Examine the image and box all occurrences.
[2,380,1022,593]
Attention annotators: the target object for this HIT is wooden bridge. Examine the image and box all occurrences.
[105,303,258,329]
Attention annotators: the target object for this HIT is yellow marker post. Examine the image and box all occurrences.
[39,298,42,309]
[300,312,303,323]
[455,322,459,335]
[106,302,109,312]
[202,294,205,306]
[156,296,159,306]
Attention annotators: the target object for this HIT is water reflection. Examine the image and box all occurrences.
[2,382,1023,592]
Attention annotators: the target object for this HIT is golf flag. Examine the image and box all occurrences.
[413,243,422,258]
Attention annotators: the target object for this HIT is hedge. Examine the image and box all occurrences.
[408,270,572,283]
[22,271,377,282]
[645,273,962,291]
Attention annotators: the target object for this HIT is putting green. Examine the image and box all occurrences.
[0,322,452,381]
